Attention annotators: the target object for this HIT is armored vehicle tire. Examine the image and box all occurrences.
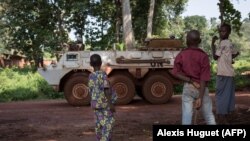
[109,74,135,105]
[142,74,173,104]
[64,75,90,106]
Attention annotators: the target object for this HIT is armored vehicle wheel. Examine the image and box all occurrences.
[109,74,135,105]
[64,75,90,106]
[142,73,173,104]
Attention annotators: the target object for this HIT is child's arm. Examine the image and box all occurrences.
[104,80,115,113]
[174,73,205,110]
[173,73,190,83]
[172,73,200,89]
[194,80,206,110]
[171,53,200,88]
[232,51,240,59]
[211,36,219,60]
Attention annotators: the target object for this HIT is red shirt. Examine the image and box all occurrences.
[172,47,210,83]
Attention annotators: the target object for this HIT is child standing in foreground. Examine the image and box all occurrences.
[172,30,216,125]
[88,54,117,141]
[211,23,240,124]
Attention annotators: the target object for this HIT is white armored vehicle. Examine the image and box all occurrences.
[38,38,183,106]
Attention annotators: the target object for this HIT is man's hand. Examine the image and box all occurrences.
[211,36,218,45]
[192,81,200,89]
[211,36,219,60]
[189,78,200,89]
[194,98,202,110]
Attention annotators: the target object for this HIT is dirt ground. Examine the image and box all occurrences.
[0,91,250,141]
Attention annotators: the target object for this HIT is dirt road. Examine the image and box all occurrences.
[0,92,250,141]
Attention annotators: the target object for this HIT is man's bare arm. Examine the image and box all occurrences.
[211,36,219,60]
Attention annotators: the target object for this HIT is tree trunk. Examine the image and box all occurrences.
[219,0,224,23]
[147,0,155,38]
[122,0,134,50]
[115,0,122,43]
[0,55,5,68]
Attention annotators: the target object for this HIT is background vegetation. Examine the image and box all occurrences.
[0,67,63,102]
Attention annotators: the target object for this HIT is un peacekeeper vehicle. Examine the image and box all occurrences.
[38,38,183,106]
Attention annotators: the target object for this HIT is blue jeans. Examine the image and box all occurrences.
[182,83,216,125]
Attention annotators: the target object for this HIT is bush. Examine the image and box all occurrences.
[208,59,250,92]
[174,84,184,94]
[0,67,63,102]
[233,59,250,90]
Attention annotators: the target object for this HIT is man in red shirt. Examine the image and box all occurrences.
[172,30,216,125]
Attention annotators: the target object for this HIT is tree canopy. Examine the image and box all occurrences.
[0,0,248,66]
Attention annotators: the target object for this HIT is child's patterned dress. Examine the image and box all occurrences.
[88,71,117,141]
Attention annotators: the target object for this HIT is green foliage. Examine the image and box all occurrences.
[115,43,125,51]
[84,0,116,49]
[218,0,242,34]
[0,4,8,51]
[235,19,250,57]
[1,0,69,67]
[208,59,250,92]
[174,84,184,95]
[163,16,185,39]
[152,0,187,38]
[0,0,247,55]
[0,68,63,102]
[184,16,207,32]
